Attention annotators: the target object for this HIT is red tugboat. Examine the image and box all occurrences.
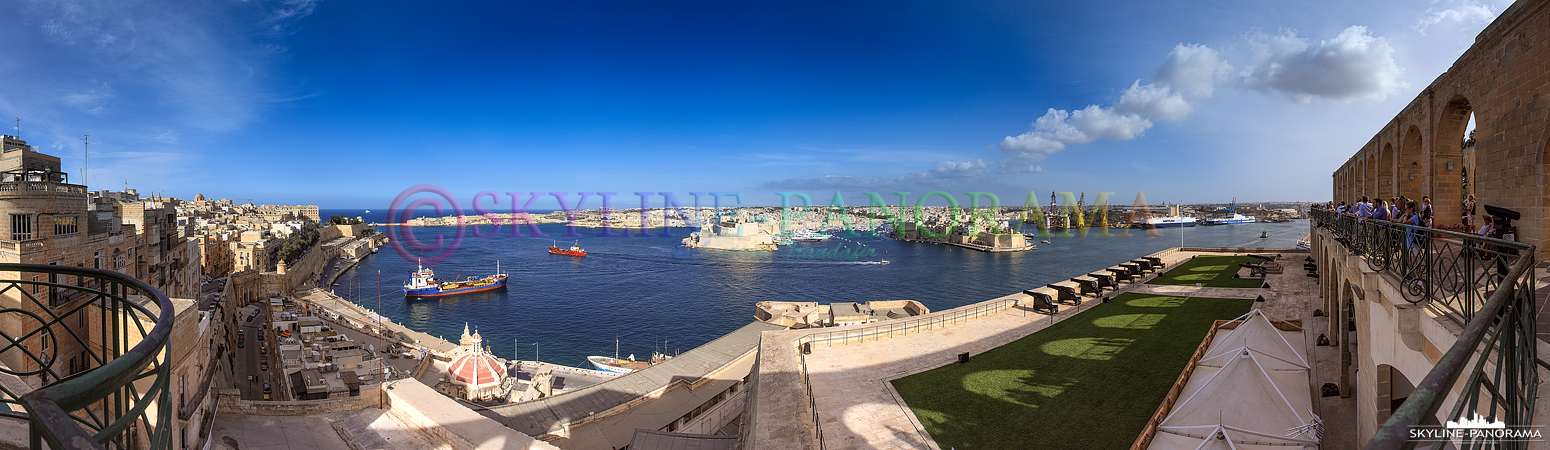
[548,240,587,257]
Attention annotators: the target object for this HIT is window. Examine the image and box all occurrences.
[40,328,48,350]
[11,214,31,240]
[53,216,77,236]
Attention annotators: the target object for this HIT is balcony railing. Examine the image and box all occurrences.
[0,264,173,449]
[1311,209,1538,449]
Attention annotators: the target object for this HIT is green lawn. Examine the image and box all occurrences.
[891,293,1252,450]
[1146,255,1268,288]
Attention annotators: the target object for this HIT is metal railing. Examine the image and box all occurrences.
[0,264,174,449]
[1312,209,1538,449]
[794,298,1017,348]
[1312,209,1532,326]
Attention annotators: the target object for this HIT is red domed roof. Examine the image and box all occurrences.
[448,349,503,387]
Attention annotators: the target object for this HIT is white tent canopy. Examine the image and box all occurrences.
[1150,309,1321,449]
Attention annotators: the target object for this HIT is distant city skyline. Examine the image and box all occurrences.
[0,0,1506,208]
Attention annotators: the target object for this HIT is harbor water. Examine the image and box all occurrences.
[323,209,1308,368]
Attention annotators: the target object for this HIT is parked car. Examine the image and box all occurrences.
[263,383,271,401]
[237,339,244,348]
[260,345,267,355]
[260,360,268,371]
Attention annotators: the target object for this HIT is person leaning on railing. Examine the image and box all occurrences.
[1371,198,1389,221]
[1404,200,1426,255]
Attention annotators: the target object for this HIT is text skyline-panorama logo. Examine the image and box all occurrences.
[1409,413,1542,443]
[384,184,1187,264]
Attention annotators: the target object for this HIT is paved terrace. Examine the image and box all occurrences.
[750,248,1358,450]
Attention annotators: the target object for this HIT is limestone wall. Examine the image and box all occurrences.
[212,387,380,416]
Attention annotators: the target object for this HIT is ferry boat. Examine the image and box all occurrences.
[549,241,587,257]
[1132,216,1197,228]
[1200,198,1257,225]
[403,263,508,297]
[586,352,670,374]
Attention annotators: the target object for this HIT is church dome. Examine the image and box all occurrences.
[447,329,504,391]
[448,347,504,386]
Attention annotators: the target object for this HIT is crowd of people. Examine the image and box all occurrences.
[1319,194,1513,249]
[1324,195,1435,229]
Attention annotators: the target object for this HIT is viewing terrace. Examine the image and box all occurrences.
[1310,208,1545,449]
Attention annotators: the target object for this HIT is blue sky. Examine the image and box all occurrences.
[0,0,1507,209]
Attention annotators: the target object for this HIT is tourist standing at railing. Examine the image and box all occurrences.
[1405,200,1426,254]
[1420,196,1433,228]
[1371,198,1389,221]
[1356,196,1373,219]
[1463,195,1477,229]
[1336,202,1347,214]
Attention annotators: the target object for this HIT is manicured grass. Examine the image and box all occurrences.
[891,293,1252,450]
[1146,255,1268,288]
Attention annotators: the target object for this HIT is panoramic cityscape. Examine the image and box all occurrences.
[0,0,1545,449]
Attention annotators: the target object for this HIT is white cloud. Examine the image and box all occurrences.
[1238,26,1406,103]
[1153,44,1231,98]
[1115,81,1193,121]
[1414,1,1497,34]
[1000,105,1153,156]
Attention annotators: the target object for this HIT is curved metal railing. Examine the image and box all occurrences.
[1312,209,1538,449]
[1312,208,1531,326]
[0,264,173,449]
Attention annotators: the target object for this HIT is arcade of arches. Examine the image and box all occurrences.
[1332,0,1550,260]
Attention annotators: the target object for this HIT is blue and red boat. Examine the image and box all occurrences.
[404,263,508,297]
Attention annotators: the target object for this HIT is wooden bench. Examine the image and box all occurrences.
[1239,263,1267,278]
[1088,273,1116,291]
[1107,267,1134,283]
[1047,284,1081,305]
[1070,277,1100,296]
[1021,290,1058,315]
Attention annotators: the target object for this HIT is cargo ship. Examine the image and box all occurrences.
[1200,198,1256,225]
[549,241,587,257]
[403,263,508,297]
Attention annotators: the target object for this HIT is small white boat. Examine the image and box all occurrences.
[586,352,671,374]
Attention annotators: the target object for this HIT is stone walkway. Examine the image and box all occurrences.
[799,250,1352,450]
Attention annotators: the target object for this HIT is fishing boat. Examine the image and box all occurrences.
[403,262,508,297]
[549,241,587,257]
[1200,197,1257,225]
[587,352,671,374]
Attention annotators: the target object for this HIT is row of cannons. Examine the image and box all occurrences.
[1017,256,1167,314]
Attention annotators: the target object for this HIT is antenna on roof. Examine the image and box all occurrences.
[81,135,89,188]
[13,118,17,135]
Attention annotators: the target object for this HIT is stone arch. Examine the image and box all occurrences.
[1432,95,1472,225]
[1401,125,1423,198]
[1375,364,1417,424]
[1380,142,1395,197]
[1366,152,1377,196]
